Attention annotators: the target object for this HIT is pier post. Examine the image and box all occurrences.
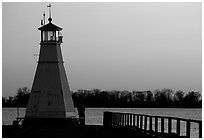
[119,114,121,126]
[161,117,164,134]
[115,114,117,126]
[155,117,158,133]
[176,119,180,136]
[149,116,152,131]
[127,114,129,127]
[168,118,172,134]
[126,114,127,126]
[116,114,118,126]
[140,115,143,129]
[124,114,126,126]
[113,114,115,126]
[103,112,112,127]
[117,114,119,126]
[144,116,147,131]
[130,114,132,127]
[137,115,140,128]
[125,114,127,126]
[112,113,115,126]
[186,120,190,138]
[133,114,136,128]
[122,114,124,126]
[199,121,202,138]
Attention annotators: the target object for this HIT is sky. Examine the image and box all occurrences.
[2,2,202,97]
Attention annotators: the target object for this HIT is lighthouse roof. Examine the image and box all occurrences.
[38,22,62,31]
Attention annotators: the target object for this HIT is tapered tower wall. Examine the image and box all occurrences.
[25,39,76,119]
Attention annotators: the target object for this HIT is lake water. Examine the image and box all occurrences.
[2,108,202,137]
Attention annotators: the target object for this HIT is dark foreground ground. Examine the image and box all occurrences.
[2,125,154,138]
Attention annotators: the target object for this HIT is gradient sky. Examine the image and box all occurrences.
[2,2,202,97]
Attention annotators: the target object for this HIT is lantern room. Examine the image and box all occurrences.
[38,18,63,43]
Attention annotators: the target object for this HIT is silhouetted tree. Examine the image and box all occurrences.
[15,87,30,107]
[146,91,153,102]
[2,87,30,107]
[2,97,7,105]
[173,90,185,107]
[161,88,173,102]
[174,90,185,101]
[3,87,202,108]
[154,89,173,107]
[183,91,201,108]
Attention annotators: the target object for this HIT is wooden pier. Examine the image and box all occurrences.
[3,111,202,138]
[103,111,202,138]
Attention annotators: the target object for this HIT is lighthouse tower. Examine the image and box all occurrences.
[24,6,76,125]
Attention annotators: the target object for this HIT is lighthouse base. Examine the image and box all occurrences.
[22,118,79,126]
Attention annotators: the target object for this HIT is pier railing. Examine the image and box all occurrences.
[103,111,202,138]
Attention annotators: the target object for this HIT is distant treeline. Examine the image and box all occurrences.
[2,87,202,108]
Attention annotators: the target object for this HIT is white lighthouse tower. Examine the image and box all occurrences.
[24,5,76,125]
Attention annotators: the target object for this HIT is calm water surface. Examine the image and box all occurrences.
[2,108,202,137]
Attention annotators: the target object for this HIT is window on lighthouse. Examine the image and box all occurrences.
[42,31,56,41]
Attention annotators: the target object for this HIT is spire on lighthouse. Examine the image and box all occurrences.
[47,4,52,22]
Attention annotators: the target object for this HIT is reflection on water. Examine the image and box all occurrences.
[2,108,201,137]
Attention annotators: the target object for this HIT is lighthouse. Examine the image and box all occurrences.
[24,5,76,125]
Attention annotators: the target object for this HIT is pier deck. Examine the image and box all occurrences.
[3,111,202,138]
[2,125,153,138]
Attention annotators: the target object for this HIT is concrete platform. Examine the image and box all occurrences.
[2,125,154,138]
